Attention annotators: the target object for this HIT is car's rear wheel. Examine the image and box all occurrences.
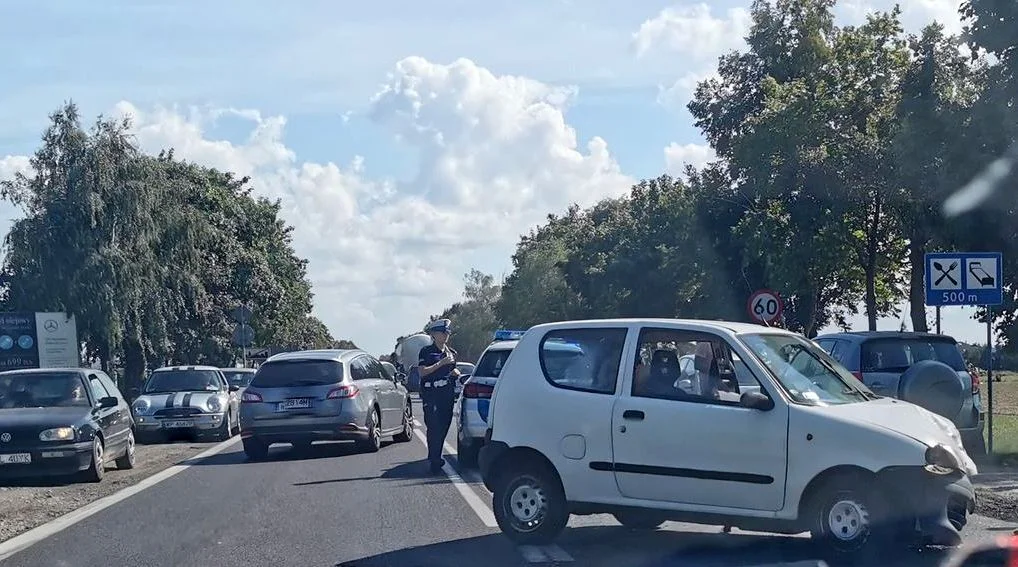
[613,510,666,530]
[393,402,413,443]
[492,459,568,545]
[79,437,105,483]
[457,437,479,468]
[356,409,381,453]
[243,437,269,461]
[114,430,136,470]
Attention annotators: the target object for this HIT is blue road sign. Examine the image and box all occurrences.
[925,252,1003,306]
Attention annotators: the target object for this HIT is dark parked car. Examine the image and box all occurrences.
[0,368,135,482]
[814,331,985,455]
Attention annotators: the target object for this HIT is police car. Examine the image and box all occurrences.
[454,330,583,468]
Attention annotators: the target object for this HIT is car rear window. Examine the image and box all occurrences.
[475,349,513,378]
[250,360,344,388]
[861,338,967,372]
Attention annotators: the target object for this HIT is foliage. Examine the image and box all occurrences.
[0,103,343,387]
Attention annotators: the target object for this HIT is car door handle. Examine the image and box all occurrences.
[622,410,644,421]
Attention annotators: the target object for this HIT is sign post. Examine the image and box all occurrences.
[747,289,784,326]
[231,304,255,367]
[924,251,1003,453]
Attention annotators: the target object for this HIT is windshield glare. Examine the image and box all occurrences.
[742,334,872,405]
[0,372,91,408]
[145,370,221,394]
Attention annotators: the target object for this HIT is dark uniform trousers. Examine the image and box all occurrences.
[421,383,456,467]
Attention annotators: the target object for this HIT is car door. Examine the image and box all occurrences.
[87,373,127,452]
[610,325,789,512]
[365,357,400,427]
[95,371,133,438]
[219,371,239,417]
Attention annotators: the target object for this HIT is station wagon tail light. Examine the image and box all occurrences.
[463,382,494,399]
[327,385,359,399]
[241,391,262,403]
[969,370,981,394]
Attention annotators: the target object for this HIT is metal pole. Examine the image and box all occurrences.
[242,304,249,368]
[935,306,941,334]
[987,306,993,455]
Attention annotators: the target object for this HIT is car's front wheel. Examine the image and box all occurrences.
[809,474,896,560]
[114,430,136,470]
[492,458,568,545]
[79,437,105,483]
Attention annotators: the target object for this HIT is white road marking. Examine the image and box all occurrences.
[411,418,573,562]
[0,436,242,562]
[542,544,574,562]
[410,423,497,527]
[518,545,548,563]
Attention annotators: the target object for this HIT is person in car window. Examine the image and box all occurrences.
[417,318,460,474]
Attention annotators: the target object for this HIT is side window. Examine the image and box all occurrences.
[815,339,835,354]
[88,374,112,401]
[539,328,626,394]
[631,327,764,406]
[365,359,389,381]
[350,358,370,381]
[96,373,124,401]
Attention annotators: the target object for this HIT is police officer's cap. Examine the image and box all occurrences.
[425,318,452,334]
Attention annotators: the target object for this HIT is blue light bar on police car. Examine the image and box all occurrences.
[493,330,526,341]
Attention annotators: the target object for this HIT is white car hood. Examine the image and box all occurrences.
[824,397,977,474]
[138,391,220,411]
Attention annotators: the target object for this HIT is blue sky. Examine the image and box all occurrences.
[0,0,988,355]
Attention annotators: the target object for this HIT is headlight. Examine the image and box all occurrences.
[39,427,75,442]
[925,443,960,474]
[132,399,151,415]
[206,397,222,412]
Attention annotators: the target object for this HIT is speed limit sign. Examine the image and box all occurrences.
[748,289,783,324]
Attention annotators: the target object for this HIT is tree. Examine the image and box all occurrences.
[435,270,501,362]
[0,102,335,386]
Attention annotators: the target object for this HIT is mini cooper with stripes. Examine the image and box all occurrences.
[131,365,241,443]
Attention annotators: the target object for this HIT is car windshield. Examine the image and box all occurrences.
[0,372,91,408]
[222,371,254,387]
[145,370,221,394]
[741,334,874,406]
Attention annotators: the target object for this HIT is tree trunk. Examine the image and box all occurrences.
[122,338,147,393]
[909,235,929,332]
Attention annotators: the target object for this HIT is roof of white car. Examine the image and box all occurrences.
[265,349,364,363]
[153,365,221,372]
[527,318,795,336]
[486,340,520,350]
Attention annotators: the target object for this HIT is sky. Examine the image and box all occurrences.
[0,0,993,356]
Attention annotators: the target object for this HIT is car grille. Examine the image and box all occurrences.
[154,407,204,418]
[0,427,44,449]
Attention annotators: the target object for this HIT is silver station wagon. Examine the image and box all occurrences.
[239,349,414,459]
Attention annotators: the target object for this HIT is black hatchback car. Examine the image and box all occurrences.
[0,368,136,482]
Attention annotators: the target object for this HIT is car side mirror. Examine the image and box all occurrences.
[97,396,118,409]
[396,372,407,385]
[229,384,240,392]
[740,391,773,411]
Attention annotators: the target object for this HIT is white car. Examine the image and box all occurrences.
[478,319,977,560]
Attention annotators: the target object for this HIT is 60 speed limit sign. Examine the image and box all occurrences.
[747,289,783,324]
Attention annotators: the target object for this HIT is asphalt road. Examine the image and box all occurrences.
[1,399,1015,567]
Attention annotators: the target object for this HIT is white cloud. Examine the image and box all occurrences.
[632,4,751,59]
[1,57,632,354]
[837,0,963,34]
[664,142,715,175]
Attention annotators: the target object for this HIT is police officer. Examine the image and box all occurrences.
[418,318,460,474]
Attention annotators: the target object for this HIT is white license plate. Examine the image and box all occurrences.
[161,420,194,428]
[278,398,313,411]
[0,453,31,465]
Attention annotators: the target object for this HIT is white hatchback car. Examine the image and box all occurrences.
[478,319,978,559]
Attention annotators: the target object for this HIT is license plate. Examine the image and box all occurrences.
[278,398,313,411]
[0,453,31,465]
[161,420,194,428]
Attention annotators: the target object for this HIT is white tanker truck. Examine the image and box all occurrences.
[393,332,433,392]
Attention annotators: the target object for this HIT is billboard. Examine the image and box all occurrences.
[0,312,79,370]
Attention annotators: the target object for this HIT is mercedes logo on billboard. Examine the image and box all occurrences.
[44,319,59,332]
